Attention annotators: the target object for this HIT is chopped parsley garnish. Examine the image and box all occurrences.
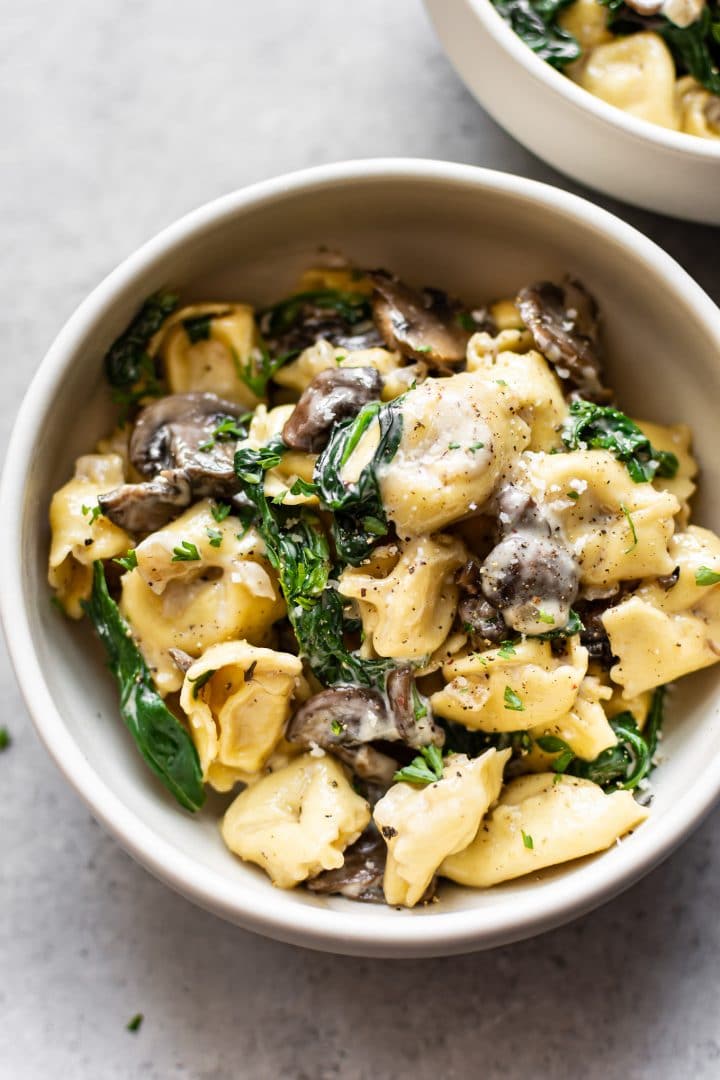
[172,540,201,562]
[113,549,138,572]
[469,441,485,452]
[504,686,525,712]
[522,830,534,850]
[620,502,638,553]
[566,490,580,500]
[330,719,344,736]
[82,503,102,525]
[455,311,477,331]
[535,734,574,773]
[199,415,251,452]
[537,609,555,625]
[393,745,444,786]
[126,1014,144,1033]
[448,442,461,450]
[211,501,232,523]
[415,345,432,354]
[695,565,720,586]
[561,400,678,484]
[206,527,223,548]
[497,640,517,659]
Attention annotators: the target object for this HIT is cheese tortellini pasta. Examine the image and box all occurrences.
[48,265,718,910]
[222,753,370,888]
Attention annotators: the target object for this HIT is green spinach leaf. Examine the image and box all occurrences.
[490,0,581,68]
[82,562,205,812]
[561,400,678,483]
[104,291,178,388]
[313,399,403,564]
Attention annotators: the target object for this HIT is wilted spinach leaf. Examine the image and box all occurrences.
[82,562,205,812]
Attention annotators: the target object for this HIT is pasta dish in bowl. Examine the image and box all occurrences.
[4,161,720,954]
[46,263,720,909]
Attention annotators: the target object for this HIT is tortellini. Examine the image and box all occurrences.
[273,338,421,402]
[242,404,317,506]
[530,674,616,761]
[222,753,370,888]
[179,640,303,791]
[152,303,263,407]
[466,344,567,451]
[374,749,510,907]
[48,453,131,617]
[573,33,682,131]
[676,76,720,139]
[603,526,720,697]
[430,638,588,733]
[350,370,530,538]
[338,535,467,660]
[441,774,649,887]
[558,0,613,51]
[120,500,284,693]
[519,450,679,587]
[636,418,697,526]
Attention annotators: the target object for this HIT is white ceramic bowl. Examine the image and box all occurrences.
[425,0,720,223]
[3,159,720,957]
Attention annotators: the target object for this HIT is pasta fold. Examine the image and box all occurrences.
[373,749,510,907]
[179,640,303,791]
[441,774,649,887]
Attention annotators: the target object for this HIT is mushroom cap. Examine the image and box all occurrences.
[282,366,383,453]
[306,827,386,902]
[369,270,471,369]
[130,391,247,491]
[516,278,611,403]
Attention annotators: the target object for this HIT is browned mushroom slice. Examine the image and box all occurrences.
[307,828,387,903]
[130,392,246,493]
[479,485,580,636]
[98,470,192,533]
[385,666,445,749]
[282,367,382,453]
[369,270,472,369]
[285,687,399,784]
[516,278,611,403]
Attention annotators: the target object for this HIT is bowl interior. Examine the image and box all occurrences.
[12,166,720,951]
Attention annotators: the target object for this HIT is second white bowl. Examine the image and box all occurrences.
[425,0,720,223]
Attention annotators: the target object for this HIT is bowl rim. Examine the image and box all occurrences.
[466,0,720,160]
[3,157,720,955]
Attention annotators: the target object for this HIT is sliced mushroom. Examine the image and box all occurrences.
[99,393,247,533]
[369,270,472,369]
[516,278,611,403]
[286,686,400,783]
[286,678,444,782]
[282,366,382,453]
[386,666,445,749]
[130,392,245,492]
[98,470,192,533]
[479,486,580,636]
[306,827,386,903]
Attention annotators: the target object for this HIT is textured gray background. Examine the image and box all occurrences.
[2,2,720,1078]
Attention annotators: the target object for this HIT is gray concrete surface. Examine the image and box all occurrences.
[2,2,720,1077]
